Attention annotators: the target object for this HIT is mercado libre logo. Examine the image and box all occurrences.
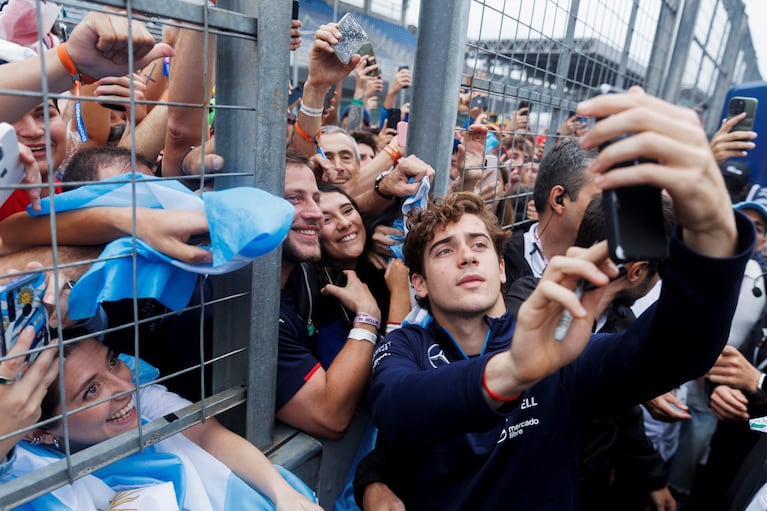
[497,417,541,444]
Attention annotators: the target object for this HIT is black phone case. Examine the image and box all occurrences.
[593,84,667,263]
[387,108,401,128]
[602,184,667,262]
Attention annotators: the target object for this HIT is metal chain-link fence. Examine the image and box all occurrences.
[0,0,759,508]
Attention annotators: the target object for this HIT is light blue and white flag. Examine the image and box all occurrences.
[387,176,430,260]
[13,358,317,511]
[30,174,294,319]
[32,174,202,214]
[13,445,186,511]
[400,175,430,228]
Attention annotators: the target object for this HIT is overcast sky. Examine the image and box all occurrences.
[406,0,767,77]
[744,0,767,77]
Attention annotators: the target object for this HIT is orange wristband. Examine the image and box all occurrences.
[383,145,402,165]
[56,43,96,85]
[482,370,521,402]
[294,122,321,145]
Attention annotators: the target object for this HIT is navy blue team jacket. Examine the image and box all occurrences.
[367,213,755,510]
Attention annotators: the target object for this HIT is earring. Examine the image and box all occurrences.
[52,437,60,450]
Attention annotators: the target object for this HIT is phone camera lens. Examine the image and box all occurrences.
[730,99,745,115]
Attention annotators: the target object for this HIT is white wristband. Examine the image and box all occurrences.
[300,101,323,118]
[348,327,378,346]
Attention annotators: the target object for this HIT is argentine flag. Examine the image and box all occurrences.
[29,174,294,320]
[11,357,317,510]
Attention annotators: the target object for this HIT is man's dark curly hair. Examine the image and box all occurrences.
[403,192,510,310]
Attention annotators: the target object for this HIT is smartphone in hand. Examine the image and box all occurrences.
[387,108,402,128]
[288,82,303,106]
[0,272,49,367]
[593,84,667,263]
[727,96,758,132]
[333,13,367,65]
[397,65,410,88]
[320,267,351,325]
[359,42,381,77]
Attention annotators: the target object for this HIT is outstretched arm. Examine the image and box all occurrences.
[276,270,380,439]
[1,11,173,123]
[0,207,211,264]
[483,242,614,403]
[292,23,358,158]
[162,26,216,178]
[183,418,322,510]
[407,89,745,418]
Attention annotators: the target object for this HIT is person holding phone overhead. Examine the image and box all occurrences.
[355,87,753,511]
[710,97,758,165]
[342,52,381,131]
[509,101,531,132]
[380,66,411,131]
[294,23,434,221]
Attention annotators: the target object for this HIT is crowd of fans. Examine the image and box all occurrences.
[0,1,765,510]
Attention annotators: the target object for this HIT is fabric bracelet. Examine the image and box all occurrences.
[56,43,90,142]
[351,98,364,107]
[482,370,521,402]
[300,101,323,118]
[294,122,320,145]
[353,312,381,330]
[348,327,378,346]
[56,42,96,84]
[382,145,402,165]
[385,322,401,334]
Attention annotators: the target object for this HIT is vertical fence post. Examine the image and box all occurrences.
[210,0,256,440]
[545,0,580,151]
[616,0,641,89]
[661,0,700,103]
[645,0,678,96]
[407,0,472,197]
[706,4,745,134]
[214,0,289,448]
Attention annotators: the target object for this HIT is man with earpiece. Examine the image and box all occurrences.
[665,200,767,508]
[501,139,600,293]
